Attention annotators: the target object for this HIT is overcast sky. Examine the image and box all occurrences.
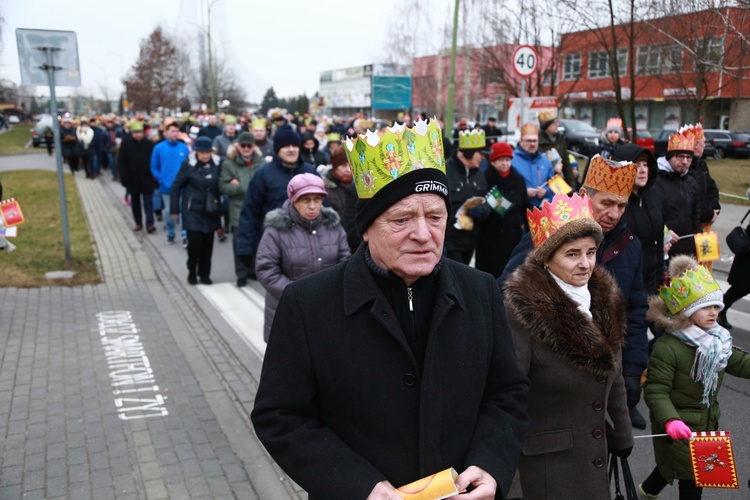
[2,0,450,103]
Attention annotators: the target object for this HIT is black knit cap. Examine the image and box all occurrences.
[355,167,451,235]
[273,125,300,154]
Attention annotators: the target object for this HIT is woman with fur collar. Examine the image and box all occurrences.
[504,193,633,499]
[255,174,350,341]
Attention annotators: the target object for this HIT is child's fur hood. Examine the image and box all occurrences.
[647,295,694,332]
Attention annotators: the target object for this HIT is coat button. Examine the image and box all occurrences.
[613,250,619,255]
[312,230,317,235]
[592,427,604,439]
[592,400,604,411]
[317,257,322,261]
[593,456,605,468]
[403,374,416,386]
[596,374,607,383]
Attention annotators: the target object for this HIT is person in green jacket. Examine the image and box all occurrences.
[219,132,263,287]
[641,255,750,499]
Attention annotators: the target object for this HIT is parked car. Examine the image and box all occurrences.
[7,115,20,124]
[31,114,54,148]
[558,119,600,156]
[627,128,655,154]
[703,129,750,159]
[650,128,716,159]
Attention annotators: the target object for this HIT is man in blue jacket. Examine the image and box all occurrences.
[511,122,555,208]
[235,125,316,278]
[151,122,190,244]
[499,155,649,429]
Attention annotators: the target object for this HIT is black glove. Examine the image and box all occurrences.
[465,204,490,220]
[623,374,643,410]
[609,446,632,458]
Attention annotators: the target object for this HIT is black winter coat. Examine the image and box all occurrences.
[118,137,155,195]
[654,165,702,257]
[475,167,529,278]
[445,156,488,254]
[688,157,721,224]
[170,155,222,233]
[729,222,750,289]
[252,246,530,500]
[622,186,664,296]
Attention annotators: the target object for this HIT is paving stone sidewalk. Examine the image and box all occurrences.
[0,172,301,499]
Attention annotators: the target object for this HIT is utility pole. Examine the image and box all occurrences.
[445,0,460,141]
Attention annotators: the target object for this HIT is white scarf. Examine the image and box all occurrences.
[671,324,733,406]
[548,270,592,318]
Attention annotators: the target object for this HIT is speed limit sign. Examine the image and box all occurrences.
[512,45,539,78]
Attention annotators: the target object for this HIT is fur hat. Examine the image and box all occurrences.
[273,125,301,154]
[287,173,327,204]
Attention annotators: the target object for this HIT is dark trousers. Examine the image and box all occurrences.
[724,285,750,311]
[131,191,154,228]
[186,230,214,280]
[231,226,251,280]
[642,466,702,499]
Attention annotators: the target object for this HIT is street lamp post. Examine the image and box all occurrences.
[445,0,460,142]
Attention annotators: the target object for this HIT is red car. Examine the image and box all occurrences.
[627,128,655,154]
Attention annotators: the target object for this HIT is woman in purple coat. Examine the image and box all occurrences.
[256,173,350,341]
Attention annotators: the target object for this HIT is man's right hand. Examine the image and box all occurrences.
[366,480,402,499]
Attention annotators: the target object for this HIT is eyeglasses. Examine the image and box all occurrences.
[522,139,538,144]
[674,154,693,161]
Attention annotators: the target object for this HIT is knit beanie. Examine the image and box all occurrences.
[287,173,327,204]
[355,168,451,235]
[273,125,301,154]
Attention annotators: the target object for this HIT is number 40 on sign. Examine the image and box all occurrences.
[512,45,539,78]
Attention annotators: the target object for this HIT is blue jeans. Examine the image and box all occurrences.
[107,151,116,179]
[91,151,101,176]
[160,193,186,241]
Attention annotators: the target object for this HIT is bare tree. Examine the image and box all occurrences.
[123,27,185,112]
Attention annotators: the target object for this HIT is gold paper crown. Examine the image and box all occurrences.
[224,114,237,124]
[326,132,342,143]
[526,193,598,255]
[583,154,637,197]
[537,110,556,124]
[458,129,488,149]
[344,118,445,200]
[520,122,539,136]
[682,123,705,142]
[668,128,695,152]
[606,117,623,130]
[659,265,721,315]
[251,118,267,129]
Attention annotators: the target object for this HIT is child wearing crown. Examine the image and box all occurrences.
[640,255,750,499]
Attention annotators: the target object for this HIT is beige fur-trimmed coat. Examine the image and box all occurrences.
[504,257,633,499]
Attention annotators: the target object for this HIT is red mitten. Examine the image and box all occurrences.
[665,419,692,440]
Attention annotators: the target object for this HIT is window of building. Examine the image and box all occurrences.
[563,54,581,80]
[693,36,724,72]
[637,45,682,75]
[587,49,627,79]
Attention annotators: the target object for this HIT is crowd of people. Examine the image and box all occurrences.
[54,107,750,498]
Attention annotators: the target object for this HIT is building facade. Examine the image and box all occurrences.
[552,7,750,131]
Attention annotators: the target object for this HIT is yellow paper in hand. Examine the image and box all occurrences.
[548,174,572,195]
[396,468,459,500]
[694,231,720,262]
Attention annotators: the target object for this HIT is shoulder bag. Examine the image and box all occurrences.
[726,208,750,255]
[204,188,222,217]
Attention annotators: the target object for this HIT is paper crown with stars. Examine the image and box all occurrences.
[344,118,446,200]
[668,127,696,152]
[583,154,637,197]
[659,256,723,316]
[251,118,267,129]
[526,193,601,262]
[682,123,705,142]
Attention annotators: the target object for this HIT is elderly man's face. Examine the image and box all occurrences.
[363,193,447,285]
[581,187,628,233]
[669,152,693,173]
[520,134,539,154]
[278,144,300,165]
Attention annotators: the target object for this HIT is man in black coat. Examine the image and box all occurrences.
[654,129,702,258]
[252,120,529,500]
[118,122,155,232]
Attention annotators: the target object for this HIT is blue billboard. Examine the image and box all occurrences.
[372,76,412,110]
